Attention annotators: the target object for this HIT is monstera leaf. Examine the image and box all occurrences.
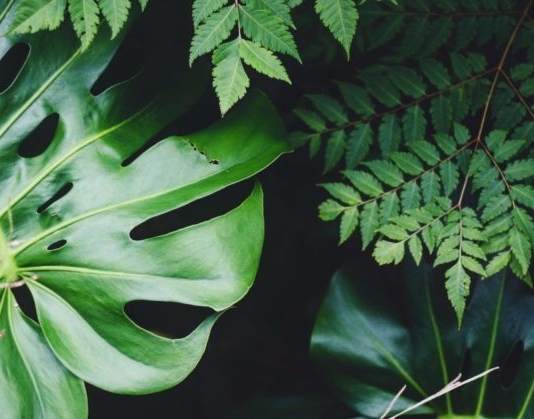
[311,260,534,418]
[0,2,289,417]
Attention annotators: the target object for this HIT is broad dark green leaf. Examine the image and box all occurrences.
[312,262,534,418]
[0,6,289,415]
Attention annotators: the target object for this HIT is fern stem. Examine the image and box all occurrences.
[475,0,533,143]
[474,273,505,416]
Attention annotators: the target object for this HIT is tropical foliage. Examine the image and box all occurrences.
[0,2,288,416]
[312,261,534,418]
[293,0,534,324]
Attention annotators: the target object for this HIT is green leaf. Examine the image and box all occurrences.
[403,105,427,143]
[99,0,131,38]
[430,95,452,133]
[314,0,358,58]
[511,184,534,210]
[363,160,404,187]
[320,183,361,205]
[462,256,486,277]
[311,264,534,417]
[510,63,534,81]
[419,58,451,90]
[373,240,405,265]
[245,0,294,28]
[453,123,470,144]
[0,291,87,417]
[68,0,100,49]
[408,235,423,265]
[380,192,400,224]
[324,130,346,172]
[189,5,238,65]
[401,182,421,210]
[389,66,427,99]
[239,39,291,82]
[421,170,440,204]
[240,6,300,62]
[445,261,470,325]
[481,194,512,222]
[293,108,326,132]
[336,82,375,117]
[360,201,380,249]
[509,228,531,276]
[493,140,525,163]
[390,152,423,176]
[504,159,534,181]
[440,161,459,197]
[306,94,348,124]
[346,123,372,169]
[407,141,440,165]
[192,0,227,27]
[340,207,359,243]
[212,40,250,115]
[9,0,67,34]
[0,18,289,414]
[485,251,510,276]
[379,114,401,156]
[344,170,383,197]
[361,72,402,108]
[319,199,346,221]
[379,224,408,241]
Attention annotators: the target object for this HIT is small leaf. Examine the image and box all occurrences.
[373,240,405,265]
[239,39,291,82]
[306,94,348,124]
[445,261,470,326]
[493,140,525,163]
[403,106,427,143]
[379,114,402,156]
[408,235,423,265]
[189,5,238,65]
[320,183,361,205]
[430,95,452,133]
[319,199,346,221]
[434,133,457,155]
[511,185,534,210]
[504,159,534,181]
[9,0,67,34]
[453,123,470,144]
[324,130,346,172]
[360,201,380,249]
[68,0,100,49]
[192,0,228,27]
[401,181,421,210]
[379,192,400,224]
[420,58,451,89]
[421,170,440,204]
[240,6,300,62]
[485,251,510,276]
[293,109,326,132]
[340,207,359,243]
[212,40,250,115]
[509,228,531,276]
[363,160,404,187]
[315,0,358,58]
[245,0,294,28]
[361,72,402,108]
[407,141,440,165]
[336,82,375,116]
[440,161,459,197]
[99,0,131,38]
[344,170,383,197]
[481,194,512,222]
[379,224,409,241]
[462,256,486,277]
[389,66,427,98]
[346,123,372,169]
[390,152,423,176]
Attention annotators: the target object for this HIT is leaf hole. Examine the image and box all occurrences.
[37,182,73,214]
[47,239,67,251]
[90,26,145,95]
[17,113,60,158]
[500,340,523,389]
[0,43,30,94]
[12,285,37,322]
[124,300,212,339]
[130,180,252,240]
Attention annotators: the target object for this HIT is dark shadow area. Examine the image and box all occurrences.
[18,113,59,158]
[0,43,29,94]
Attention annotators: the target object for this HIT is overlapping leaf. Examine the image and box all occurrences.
[0,3,289,416]
[311,262,534,417]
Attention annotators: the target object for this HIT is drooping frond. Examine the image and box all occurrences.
[9,0,67,34]
[68,0,100,49]
[314,0,358,58]
[99,0,131,38]
[292,0,534,324]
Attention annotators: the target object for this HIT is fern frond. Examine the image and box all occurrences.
[245,0,294,29]
[9,0,67,34]
[239,5,300,62]
[239,39,290,82]
[315,0,358,58]
[189,5,238,66]
[212,39,250,115]
[68,0,100,50]
[99,0,131,38]
[192,0,227,28]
